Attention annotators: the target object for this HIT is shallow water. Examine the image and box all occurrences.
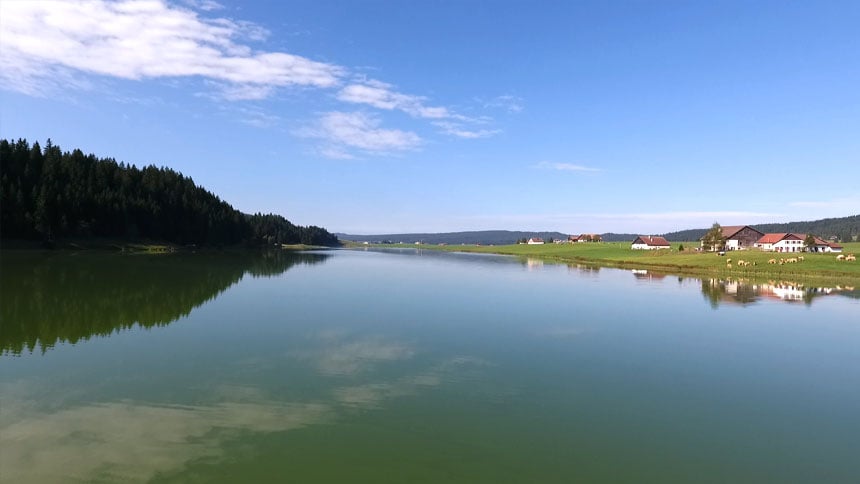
[1,249,859,483]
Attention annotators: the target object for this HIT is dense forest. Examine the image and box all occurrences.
[0,138,339,247]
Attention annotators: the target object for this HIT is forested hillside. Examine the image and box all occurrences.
[0,139,339,246]
[751,216,859,242]
[658,216,860,242]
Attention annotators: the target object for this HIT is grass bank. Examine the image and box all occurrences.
[349,241,860,284]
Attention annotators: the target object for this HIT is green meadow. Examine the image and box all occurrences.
[359,241,860,283]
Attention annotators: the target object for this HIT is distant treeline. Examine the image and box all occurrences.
[337,230,570,245]
[651,216,860,242]
[0,139,339,246]
[341,215,860,246]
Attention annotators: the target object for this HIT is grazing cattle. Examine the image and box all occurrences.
[797,256,804,262]
[846,255,857,262]
[726,258,732,264]
[726,263,732,269]
[768,259,777,264]
[837,255,845,261]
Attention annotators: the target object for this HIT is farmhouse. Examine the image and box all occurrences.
[755,233,804,252]
[527,237,545,245]
[568,233,602,243]
[806,237,843,253]
[706,225,764,251]
[754,233,844,253]
[631,235,670,250]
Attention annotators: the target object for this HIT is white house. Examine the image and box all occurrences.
[805,237,844,253]
[755,233,805,252]
[527,237,545,245]
[755,233,842,253]
[631,235,670,250]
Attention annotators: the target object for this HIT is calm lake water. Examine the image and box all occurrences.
[2,249,859,483]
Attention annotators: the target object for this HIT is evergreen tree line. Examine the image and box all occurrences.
[0,139,340,246]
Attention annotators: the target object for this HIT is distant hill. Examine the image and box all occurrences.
[600,233,640,242]
[336,230,568,245]
[338,215,860,246]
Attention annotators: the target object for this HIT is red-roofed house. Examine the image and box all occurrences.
[631,235,670,250]
[568,233,601,243]
[756,233,844,253]
[755,233,805,252]
[527,237,545,245]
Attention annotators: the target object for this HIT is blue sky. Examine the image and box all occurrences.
[1,0,858,234]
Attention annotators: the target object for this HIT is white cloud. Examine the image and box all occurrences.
[336,78,501,139]
[535,161,601,172]
[337,79,453,119]
[433,121,500,139]
[0,1,509,147]
[298,112,422,156]
[0,0,343,98]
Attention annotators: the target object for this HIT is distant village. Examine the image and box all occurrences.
[524,225,844,253]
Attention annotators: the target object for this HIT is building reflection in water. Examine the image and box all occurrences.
[700,277,855,308]
[624,269,856,308]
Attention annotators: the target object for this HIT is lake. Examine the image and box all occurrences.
[2,249,859,483]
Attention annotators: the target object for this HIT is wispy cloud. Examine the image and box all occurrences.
[337,79,453,119]
[433,121,500,139]
[535,161,601,172]
[318,147,356,160]
[337,78,500,139]
[183,0,225,11]
[0,0,343,98]
[297,111,422,156]
[482,94,524,113]
[235,106,280,128]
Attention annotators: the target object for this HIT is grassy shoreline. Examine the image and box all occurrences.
[347,241,860,285]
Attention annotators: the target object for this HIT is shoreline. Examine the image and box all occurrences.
[347,242,860,285]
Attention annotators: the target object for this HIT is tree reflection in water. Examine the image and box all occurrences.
[0,250,330,355]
